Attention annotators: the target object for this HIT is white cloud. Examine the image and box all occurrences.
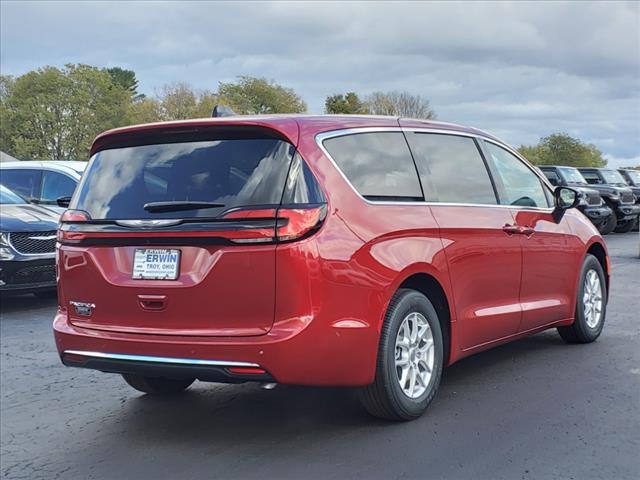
[1,0,638,162]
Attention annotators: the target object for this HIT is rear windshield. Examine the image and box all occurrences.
[72,138,294,219]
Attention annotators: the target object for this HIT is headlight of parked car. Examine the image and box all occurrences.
[0,232,15,261]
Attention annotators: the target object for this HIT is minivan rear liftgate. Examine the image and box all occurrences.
[57,126,326,337]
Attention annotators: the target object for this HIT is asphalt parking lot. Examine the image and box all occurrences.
[1,233,638,480]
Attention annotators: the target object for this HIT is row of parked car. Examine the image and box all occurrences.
[539,166,640,234]
[0,158,639,297]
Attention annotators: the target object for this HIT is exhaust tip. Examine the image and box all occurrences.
[260,382,277,390]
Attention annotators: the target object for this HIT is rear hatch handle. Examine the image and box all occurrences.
[138,295,168,311]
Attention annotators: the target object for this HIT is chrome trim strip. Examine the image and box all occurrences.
[63,350,261,368]
[315,127,555,213]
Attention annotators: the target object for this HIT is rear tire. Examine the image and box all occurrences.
[122,374,195,394]
[359,289,444,421]
[557,254,606,344]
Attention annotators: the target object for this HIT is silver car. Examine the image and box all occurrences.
[0,161,87,214]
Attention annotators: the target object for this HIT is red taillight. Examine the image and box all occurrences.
[56,206,325,245]
[58,210,91,243]
[226,367,267,375]
[276,206,326,242]
[60,209,91,223]
[223,206,325,243]
[223,208,277,219]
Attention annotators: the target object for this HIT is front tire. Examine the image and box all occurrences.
[557,254,607,344]
[122,374,195,394]
[360,289,444,421]
[598,209,616,235]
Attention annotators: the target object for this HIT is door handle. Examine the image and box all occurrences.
[503,224,535,236]
[138,294,167,311]
[519,226,535,237]
[502,224,521,235]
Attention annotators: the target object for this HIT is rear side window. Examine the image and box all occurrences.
[580,171,601,184]
[405,133,497,204]
[322,132,423,201]
[41,171,77,204]
[73,138,294,219]
[482,141,549,208]
[282,152,325,205]
[1,169,41,200]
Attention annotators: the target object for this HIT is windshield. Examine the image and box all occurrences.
[0,184,27,204]
[600,169,627,184]
[558,167,587,184]
[624,169,640,185]
[72,137,294,220]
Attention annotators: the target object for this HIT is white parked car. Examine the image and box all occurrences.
[0,161,87,214]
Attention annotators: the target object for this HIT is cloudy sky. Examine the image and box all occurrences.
[2,0,639,166]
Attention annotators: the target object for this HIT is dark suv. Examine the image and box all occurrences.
[577,168,639,233]
[539,166,613,234]
[618,169,640,232]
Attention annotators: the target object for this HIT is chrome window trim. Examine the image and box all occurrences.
[63,350,262,368]
[315,127,555,213]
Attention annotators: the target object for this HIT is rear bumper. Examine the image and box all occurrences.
[61,350,275,383]
[53,308,379,386]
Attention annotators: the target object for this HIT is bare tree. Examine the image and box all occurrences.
[365,91,435,119]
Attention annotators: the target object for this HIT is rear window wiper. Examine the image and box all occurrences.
[143,201,226,213]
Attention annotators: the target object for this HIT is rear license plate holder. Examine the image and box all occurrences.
[132,248,180,280]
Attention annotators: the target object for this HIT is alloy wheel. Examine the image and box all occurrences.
[583,269,603,329]
[394,312,435,399]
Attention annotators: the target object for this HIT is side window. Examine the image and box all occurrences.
[483,141,550,208]
[581,171,601,185]
[322,132,423,200]
[405,132,497,204]
[0,169,42,200]
[41,171,78,204]
[542,169,560,186]
[282,152,325,204]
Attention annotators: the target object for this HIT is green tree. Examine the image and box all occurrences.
[217,76,306,114]
[106,67,142,100]
[126,96,162,125]
[365,91,435,119]
[1,64,130,160]
[518,133,606,167]
[157,83,219,120]
[0,75,17,155]
[325,92,367,114]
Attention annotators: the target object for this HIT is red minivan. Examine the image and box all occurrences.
[54,116,609,420]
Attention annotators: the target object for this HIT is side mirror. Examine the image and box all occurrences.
[57,196,72,208]
[552,186,579,223]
